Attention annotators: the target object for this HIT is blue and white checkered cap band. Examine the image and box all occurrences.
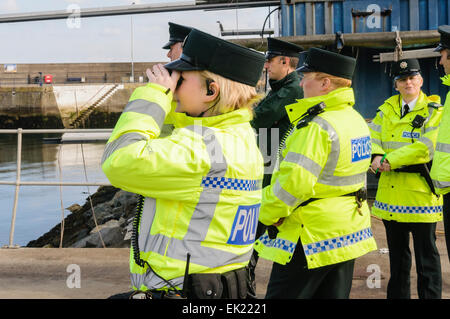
[258,234,296,254]
[303,227,373,256]
[201,176,262,191]
[374,200,443,214]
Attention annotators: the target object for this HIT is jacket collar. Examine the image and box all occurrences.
[441,74,450,86]
[171,108,252,129]
[285,87,355,124]
[383,91,427,116]
[269,71,299,92]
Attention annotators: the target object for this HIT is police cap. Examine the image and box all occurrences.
[296,48,356,80]
[265,38,304,60]
[434,25,450,52]
[162,22,193,50]
[164,29,265,87]
[391,59,421,81]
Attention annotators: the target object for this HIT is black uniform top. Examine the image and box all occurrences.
[251,71,304,186]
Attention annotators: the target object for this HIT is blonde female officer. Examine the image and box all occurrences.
[102,29,265,299]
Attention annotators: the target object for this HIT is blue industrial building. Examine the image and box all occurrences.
[279,0,449,119]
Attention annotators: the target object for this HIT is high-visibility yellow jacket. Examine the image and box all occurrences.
[254,87,377,269]
[369,91,443,223]
[102,83,264,291]
[431,75,450,195]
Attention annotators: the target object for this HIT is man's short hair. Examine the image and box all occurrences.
[289,57,299,69]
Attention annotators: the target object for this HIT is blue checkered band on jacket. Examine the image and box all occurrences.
[374,200,443,214]
[201,176,262,191]
[258,233,296,254]
[303,227,373,256]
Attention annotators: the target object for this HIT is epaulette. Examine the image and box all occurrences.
[296,102,325,129]
[428,102,442,109]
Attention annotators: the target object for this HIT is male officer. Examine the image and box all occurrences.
[254,48,377,299]
[248,38,304,295]
[161,22,193,133]
[163,22,193,61]
[251,38,304,187]
[431,25,450,262]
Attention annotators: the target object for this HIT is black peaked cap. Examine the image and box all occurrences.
[162,22,193,50]
[434,25,450,52]
[265,38,304,59]
[296,47,356,80]
[391,59,421,80]
[164,29,265,87]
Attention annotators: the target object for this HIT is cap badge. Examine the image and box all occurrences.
[400,61,408,69]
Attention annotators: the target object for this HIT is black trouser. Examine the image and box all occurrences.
[443,193,450,264]
[382,219,442,299]
[248,221,267,298]
[264,238,355,299]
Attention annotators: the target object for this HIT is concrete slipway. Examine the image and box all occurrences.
[0,217,448,299]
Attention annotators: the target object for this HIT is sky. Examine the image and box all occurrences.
[0,0,278,64]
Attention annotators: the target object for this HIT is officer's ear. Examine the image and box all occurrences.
[393,80,399,91]
[321,77,332,90]
[417,74,424,88]
[204,79,220,102]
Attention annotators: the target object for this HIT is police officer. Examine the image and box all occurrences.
[163,22,193,61]
[254,48,377,299]
[161,22,193,134]
[248,38,304,296]
[369,59,443,299]
[102,29,265,299]
[251,38,304,187]
[431,25,450,263]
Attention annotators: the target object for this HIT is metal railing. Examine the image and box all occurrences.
[0,128,113,248]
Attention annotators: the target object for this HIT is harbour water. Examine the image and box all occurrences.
[0,133,109,246]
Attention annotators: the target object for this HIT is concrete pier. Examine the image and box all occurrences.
[0,217,449,299]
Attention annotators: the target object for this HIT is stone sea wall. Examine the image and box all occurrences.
[0,83,141,129]
[27,186,139,248]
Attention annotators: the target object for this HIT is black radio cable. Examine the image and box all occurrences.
[132,195,183,295]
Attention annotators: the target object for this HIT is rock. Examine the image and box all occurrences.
[27,185,139,248]
[89,219,121,234]
[87,226,124,248]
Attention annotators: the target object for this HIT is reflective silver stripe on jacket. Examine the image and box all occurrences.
[371,138,382,148]
[381,138,434,158]
[284,152,322,177]
[273,179,298,207]
[131,125,253,290]
[368,122,381,133]
[101,132,147,165]
[433,180,450,190]
[124,98,166,130]
[381,141,409,150]
[313,117,366,186]
[423,126,439,134]
[417,136,435,158]
[436,142,450,154]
